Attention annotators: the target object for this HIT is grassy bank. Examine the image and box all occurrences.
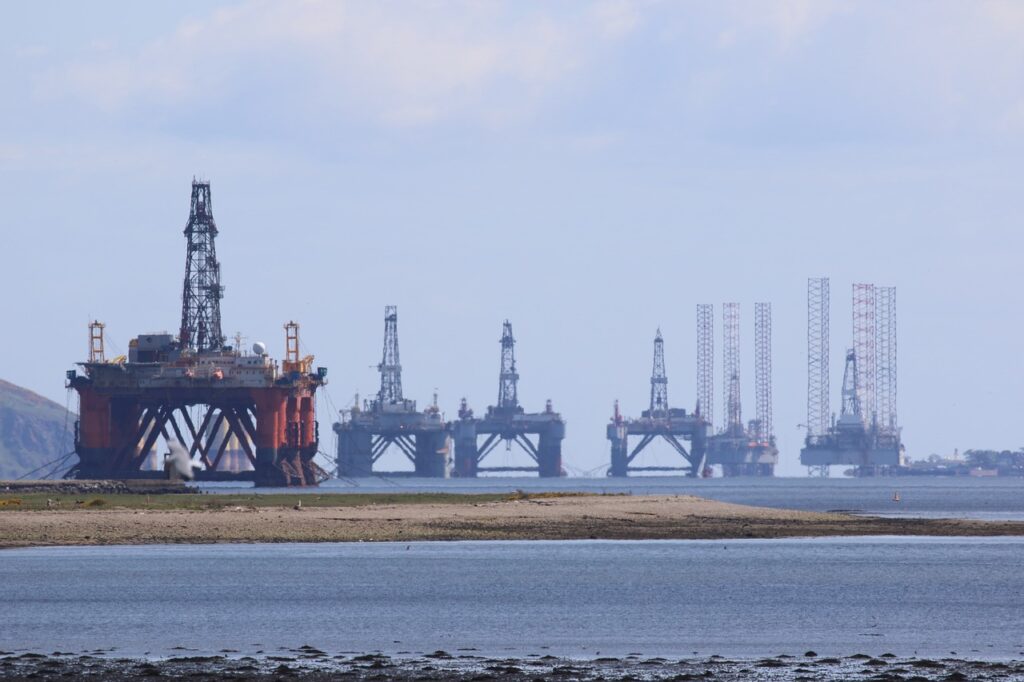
[0,490,577,512]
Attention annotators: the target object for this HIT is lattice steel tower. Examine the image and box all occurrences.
[876,287,897,432]
[723,303,741,433]
[650,329,668,416]
[852,284,877,426]
[696,304,714,429]
[497,320,519,411]
[754,302,772,443]
[377,305,403,405]
[807,278,830,437]
[807,278,830,477]
[179,180,224,353]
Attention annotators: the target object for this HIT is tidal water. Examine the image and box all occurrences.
[4,538,1024,660]
[199,475,1024,520]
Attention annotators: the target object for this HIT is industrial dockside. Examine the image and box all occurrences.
[66,180,328,486]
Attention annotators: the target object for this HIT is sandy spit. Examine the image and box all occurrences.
[2,495,1024,548]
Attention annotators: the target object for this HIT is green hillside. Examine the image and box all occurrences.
[0,379,75,480]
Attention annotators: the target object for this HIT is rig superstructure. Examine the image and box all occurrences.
[607,329,708,477]
[703,302,778,476]
[800,278,903,475]
[66,180,328,486]
[333,306,450,477]
[451,321,566,477]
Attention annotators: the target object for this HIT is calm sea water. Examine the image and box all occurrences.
[198,475,1024,520]
[3,538,1024,659]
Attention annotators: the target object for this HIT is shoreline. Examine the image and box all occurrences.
[3,491,1024,549]
[0,650,1020,681]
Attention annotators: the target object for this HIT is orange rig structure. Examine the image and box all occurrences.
[65,180,328,486]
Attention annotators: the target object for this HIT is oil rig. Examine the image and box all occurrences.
[607,329,708,477]
[66,180,328,486]
[333,306,449,477]
[702,303,778,476]
[450,321,566,477]
[800,278,903,475]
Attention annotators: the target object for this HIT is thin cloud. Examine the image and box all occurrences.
[37,0,641,127]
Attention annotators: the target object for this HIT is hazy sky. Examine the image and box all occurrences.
[2,1,1022,476]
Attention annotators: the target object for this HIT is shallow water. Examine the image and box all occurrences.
[4,538,1024,660]
[198,475,1024,520]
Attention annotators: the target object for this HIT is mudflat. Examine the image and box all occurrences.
[2,492,1024,548]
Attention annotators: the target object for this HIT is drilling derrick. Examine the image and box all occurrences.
[801,281,903,475]
[650,329,668,416]
[66,180,328,487]
[180,180,224,354]
[376,306,405,407]
[696,304,714,429]
[705,302,778,476]
[606,329,707,477]
[497,321,519,410]
[334,306,449,478]
[452,321,565,477]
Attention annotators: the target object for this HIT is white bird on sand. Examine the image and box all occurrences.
[163,440,200,481]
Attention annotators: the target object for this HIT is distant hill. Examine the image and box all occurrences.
[0,379,75,480]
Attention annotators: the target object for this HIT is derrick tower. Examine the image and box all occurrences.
[377,305,403,407]
[650,329,668,416]
[179,180,224,354]
[497,320,519,411]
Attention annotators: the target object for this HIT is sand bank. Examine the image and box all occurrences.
[3,493,1024,548]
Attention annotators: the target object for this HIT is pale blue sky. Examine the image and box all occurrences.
[2,1,1022,475]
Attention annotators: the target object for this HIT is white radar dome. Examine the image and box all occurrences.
[252,341,267,356]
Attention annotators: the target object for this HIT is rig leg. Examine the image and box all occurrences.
[336,426,373,478]
[413,431,449,477]
[608,430,629,477]
[452,420,479,478]
[537,422,565,477]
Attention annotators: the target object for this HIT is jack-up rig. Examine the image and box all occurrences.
[333,306,450,477]
[451,321,566,477]
[606,329,708,477]
[800,278,903,475]
[66,180,328,486]
[703,302,779,476]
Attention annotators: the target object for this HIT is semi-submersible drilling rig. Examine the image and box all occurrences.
[334,313,565,477]
[66,180,328,486]
[333,306,449,478]
[451,320,566,477]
